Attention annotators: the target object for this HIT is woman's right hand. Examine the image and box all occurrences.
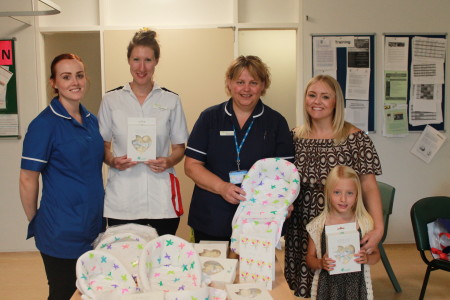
[110,154,137,171]
[218,182,246,205]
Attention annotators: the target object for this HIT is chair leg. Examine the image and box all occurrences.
[419,264,432,300]
[378,244,402,292]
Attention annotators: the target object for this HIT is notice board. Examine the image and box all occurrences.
[0,39,19,138]
[312,34,376,132]
[384,34,446,132]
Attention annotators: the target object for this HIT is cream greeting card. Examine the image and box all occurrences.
[127,117,156,161]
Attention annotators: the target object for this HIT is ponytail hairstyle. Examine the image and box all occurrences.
[127,28,160,60]
[49,53,85,95]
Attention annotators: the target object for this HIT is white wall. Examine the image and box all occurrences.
[301,0,450,243]
[0,8,42,251]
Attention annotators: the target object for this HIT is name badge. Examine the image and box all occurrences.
[229,170,248,184]
[153,103,168,110]
[220,131,234,136]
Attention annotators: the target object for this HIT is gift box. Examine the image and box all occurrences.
[238,233,275,289]
[199,257,238,288]
[121,291,165,299]
[325,222,361,275]
[194,243,228,259]
[226,282,273,300]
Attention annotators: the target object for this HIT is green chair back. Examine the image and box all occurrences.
[377,181,395,243]
[410,196,450,252]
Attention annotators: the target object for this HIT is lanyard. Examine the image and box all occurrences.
[233,119,254,170]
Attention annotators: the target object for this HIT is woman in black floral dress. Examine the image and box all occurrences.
[284,75,383,297]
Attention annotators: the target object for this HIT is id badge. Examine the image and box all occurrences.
[229,170,248,184]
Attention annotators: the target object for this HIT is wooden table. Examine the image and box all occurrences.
[71,256,293,300]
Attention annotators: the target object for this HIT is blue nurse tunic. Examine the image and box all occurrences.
[185,99,294,237]
[21,98,104,259]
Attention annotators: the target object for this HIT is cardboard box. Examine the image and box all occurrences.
[194,243,228,259]
[325,222,361,275]
[226,282,273,300]
[199,257,238,288]
[120,291,164,299]
[199,240,230,256]
[238,234,275,290]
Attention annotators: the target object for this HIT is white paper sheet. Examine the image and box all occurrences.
[0,66,12,109]
[0,114,18,136]
[313,37,337,71]
[384,37,409,71]
[345,100,369,132]
[412,36,446,62]
[409,84,443,126]
[411,61,444,85]
[345,68,370,100]
[410,125,447,163]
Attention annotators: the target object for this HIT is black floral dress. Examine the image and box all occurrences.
[284,131,382,297]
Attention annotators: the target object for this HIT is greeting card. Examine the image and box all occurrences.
[127,117,156,161]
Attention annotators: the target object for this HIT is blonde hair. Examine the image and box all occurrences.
[293,75,353,144]
[225,55,271,96]
[321,165,373,236]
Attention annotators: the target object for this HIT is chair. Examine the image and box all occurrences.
[377,181,402,292]
[410,196,450,300]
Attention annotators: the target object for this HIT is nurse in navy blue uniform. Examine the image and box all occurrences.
[19,53,104,300]
[185,55,294,243]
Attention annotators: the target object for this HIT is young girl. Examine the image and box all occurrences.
[306,165,380,300]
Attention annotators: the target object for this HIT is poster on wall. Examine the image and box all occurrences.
[0,39,19,138]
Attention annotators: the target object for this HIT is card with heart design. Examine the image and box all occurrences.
[325,222,361,275]
[127,117,156,161]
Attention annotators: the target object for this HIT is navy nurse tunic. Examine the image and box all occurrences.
[186,99,294,237]
[21,98,104,259]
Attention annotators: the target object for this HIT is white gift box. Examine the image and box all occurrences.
[199,257,237,288]
[325,222,361,275]
[164,286,210,300]
[120,291,164,299]
[199,240,230,256]
[225,282,273,300]
[127,117,156,161]
[238,233,275,290]
[194,243,228,259]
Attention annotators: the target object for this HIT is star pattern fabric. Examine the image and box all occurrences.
[230,158,300,254]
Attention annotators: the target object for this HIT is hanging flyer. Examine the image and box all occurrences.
[410,125,447,163]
